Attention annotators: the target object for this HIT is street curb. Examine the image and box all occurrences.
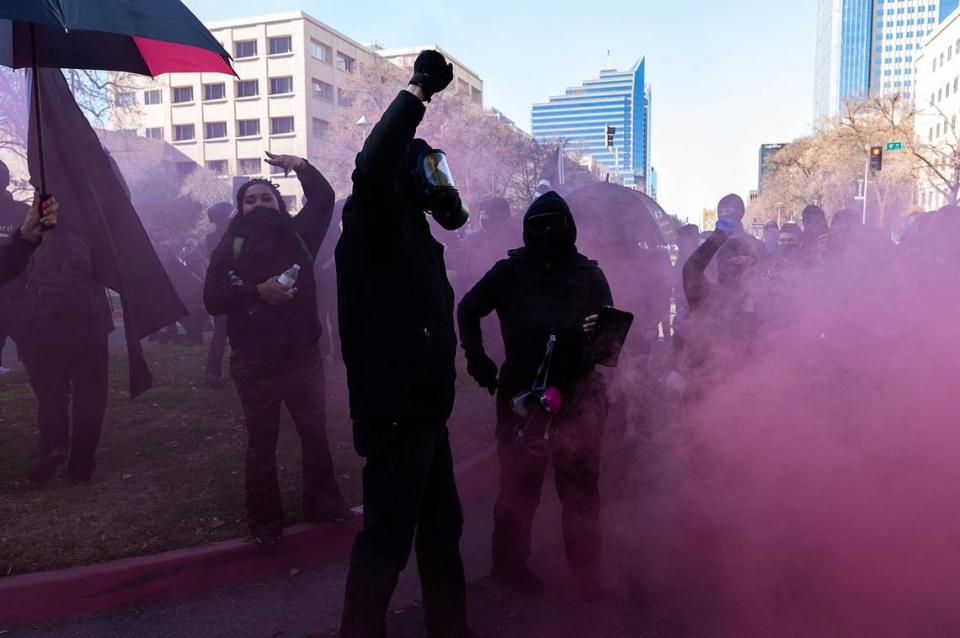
[0,445,498,629]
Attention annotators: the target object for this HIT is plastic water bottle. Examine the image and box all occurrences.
[278,264,301,287]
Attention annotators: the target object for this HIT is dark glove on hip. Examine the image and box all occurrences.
[466,351,499,395]
[409,50,454,102]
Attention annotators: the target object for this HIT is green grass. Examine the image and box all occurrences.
[0,339,495,576]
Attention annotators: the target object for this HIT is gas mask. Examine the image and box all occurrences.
[408,144,469,231]
[524,211,574,260]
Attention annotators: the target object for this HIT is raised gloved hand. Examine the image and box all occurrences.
[716,217,738,237]
[466,351,499,395]
[409,50,454,102]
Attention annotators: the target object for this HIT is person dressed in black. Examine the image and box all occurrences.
[204,152,345,544]
[335,50,473,638]
[204,201,234,388]
[0,160,30,375]
[0,191,58,289]
[457,191,613,599]
[18,198,111,485]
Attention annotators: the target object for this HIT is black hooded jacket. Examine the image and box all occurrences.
[457,192,613,393]
[335,91,458,424]
[0,229,37,289]
[203,163,335,356]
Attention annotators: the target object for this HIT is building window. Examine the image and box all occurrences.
[270,116,295,135]
[471,86,482,105]
[236,79,259,98]
[337,88,354,107]
[312,78,334,102]
[175,162,195,177]
[144,127,163,140]
[234,40,257,59]
[144,89,162,105]
[116,92,136,107]
[204,121,227,140]
[173,124,195,141]
[268,36,292,55]
[206,160,228,175]
[310,39,332,63]
[269,76,293,95]
[236,119,260,137]
[336,52,356,73]
[172,86,194,104]
[312,117,329,139]
[203,83,226,101]
[238,158,262,175]
[457,78,469,93]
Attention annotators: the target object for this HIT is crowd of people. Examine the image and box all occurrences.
[2,48,960,638]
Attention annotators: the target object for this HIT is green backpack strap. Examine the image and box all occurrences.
[232,233,311,261]
[233,236,245,260]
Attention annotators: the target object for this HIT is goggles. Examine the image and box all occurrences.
[422,151,456,189]
[526,212,569,235]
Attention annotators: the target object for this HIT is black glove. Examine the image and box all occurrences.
[409,50,454,102]
[466,351,499,395]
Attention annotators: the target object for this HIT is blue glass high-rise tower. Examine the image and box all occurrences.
[530,60,651,192]
[815,0,960,120]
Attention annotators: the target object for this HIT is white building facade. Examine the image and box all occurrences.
[914,6,960,209]
[111,12,482,209]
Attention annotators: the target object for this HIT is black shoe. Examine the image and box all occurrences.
[63,469,93,485]
[27,451,66,484]
[577,574,607,602]
[491,565,544,594]
[303,500,351,523]
[252,525,283,546]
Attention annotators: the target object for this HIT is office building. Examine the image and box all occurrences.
[110,12,483,208]
[758,143,788,193]
[530,60,652,192]
[814,0,959,121]
[914,5,960,209]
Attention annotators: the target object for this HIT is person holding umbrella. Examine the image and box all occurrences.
[0,190,58,288]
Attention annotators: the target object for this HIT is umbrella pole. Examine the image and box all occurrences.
[30,22,46,195]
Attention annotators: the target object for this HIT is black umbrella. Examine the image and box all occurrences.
[0,0,233,192]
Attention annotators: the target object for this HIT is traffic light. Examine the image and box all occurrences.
[870,146,883,172]
[606,125,615,148]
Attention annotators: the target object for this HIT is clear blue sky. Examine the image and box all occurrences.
[188,0,817,224]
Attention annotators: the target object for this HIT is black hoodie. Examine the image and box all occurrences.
[458,192,612,392]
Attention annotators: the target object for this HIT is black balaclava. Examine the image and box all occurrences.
[401,138,467,230]
[522,191,577,261]
[802,205,828,236]
[717,193,746,222]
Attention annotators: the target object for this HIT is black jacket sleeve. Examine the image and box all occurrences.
[457,259,512,357]
[591,266,614,309]
[292,162,336,256]
[349,91,426,236]
[0,230,37,289]
[683,231,727,310]
[203,237,259,316]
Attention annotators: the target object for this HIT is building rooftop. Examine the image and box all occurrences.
[205,10,371,54]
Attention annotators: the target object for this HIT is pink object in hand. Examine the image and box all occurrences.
[541,387,562,414]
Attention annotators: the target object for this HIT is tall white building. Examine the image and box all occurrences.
[814,0,958,122]
[914,6,960,209]
[110,11,483,209]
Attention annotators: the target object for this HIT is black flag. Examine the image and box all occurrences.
[27,68,187,398]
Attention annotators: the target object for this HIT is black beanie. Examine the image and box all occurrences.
[717,193,746,220]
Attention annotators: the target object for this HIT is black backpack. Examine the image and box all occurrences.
[27,232,108,334]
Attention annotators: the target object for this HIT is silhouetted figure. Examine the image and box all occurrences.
[458,191,613,600]
[20,229,113,484]
[335,51,473,638]
[0,160,29,375]
[204,202,233,388]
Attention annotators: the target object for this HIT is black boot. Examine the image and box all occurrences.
[27,450,66,484]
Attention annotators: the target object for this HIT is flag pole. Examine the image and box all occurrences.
[30,22,46,195]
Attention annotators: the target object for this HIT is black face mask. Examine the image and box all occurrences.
[525,211,574,260]
[242,206,287,239]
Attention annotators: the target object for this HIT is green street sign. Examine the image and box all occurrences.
[886,142,903,151]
